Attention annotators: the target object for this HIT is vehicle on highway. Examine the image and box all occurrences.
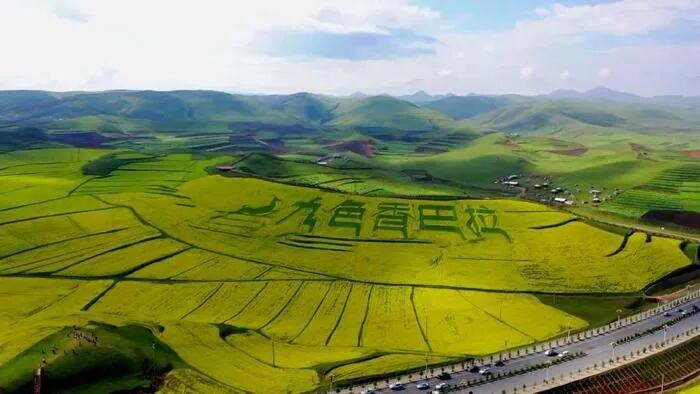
[558,350,570,358]
[494,360,505,366]
[664,311,673,317]
[436,371,451,380]
[479,367,491,375]
[545,348,558,356]
[435,382,449,390]
[389,381,404,390]
[416,381,430,390]
[360,390,376,394]
[468,365,480,373]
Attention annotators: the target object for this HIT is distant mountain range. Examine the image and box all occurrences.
[0,88,698,140]
[545,86,700,107]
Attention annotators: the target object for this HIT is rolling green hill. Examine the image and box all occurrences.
[327,95,456,131]
[422,95,512,120]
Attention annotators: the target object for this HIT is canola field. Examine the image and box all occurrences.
[0,148,693,393]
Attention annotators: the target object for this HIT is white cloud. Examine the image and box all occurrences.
[597,67,611,79]
[520,66,534,80]
[0,0,698,95]
[437,69,453,77]
[534,7,550,17]
[560,71,571,81]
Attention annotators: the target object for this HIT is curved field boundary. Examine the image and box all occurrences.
[606,232,634,257]
[277,241,352,253]
[325,284,354,346]
[180,283,225,320]
[292,234,433,245]
[223,282,270,323]
[357,286,374,347]
[259,282,304,329]
[81,280,117,311]
[410,287,433,352]
[291,284,334,343]
[530,218,580,230]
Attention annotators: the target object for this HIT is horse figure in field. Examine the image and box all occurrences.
[232,196,281,216]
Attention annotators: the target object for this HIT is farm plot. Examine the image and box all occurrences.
[262,281,332,340]
[361,286,428,352]
[293,281,353,346]
[226,281,303,329]
[90,281,221,321]
[0,148,103,210]
[603,164,700,217]
[158,322,320,393]
[0,209,160,275]
[128,248,268,280]
[55,238,189,277]
[74,153,219,196]
[226,330,373,369]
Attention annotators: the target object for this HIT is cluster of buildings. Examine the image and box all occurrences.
[499,173,622,207]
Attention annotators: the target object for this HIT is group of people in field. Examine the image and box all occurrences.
[38,327,99,366]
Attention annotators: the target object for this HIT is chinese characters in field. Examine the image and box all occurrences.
[241,197,510,241]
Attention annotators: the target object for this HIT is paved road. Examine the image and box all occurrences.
[349,295,700,394]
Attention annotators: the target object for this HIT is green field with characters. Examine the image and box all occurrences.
[0,146,694,393]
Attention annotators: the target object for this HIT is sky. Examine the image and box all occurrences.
[0,0,699,96]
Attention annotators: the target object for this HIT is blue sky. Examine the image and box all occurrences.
[0,0,699,96]
[411,0,615,31]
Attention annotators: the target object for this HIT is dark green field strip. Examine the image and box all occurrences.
[42,235,165,275]
[314,177,361,186]
[188,223,253,239]
[335,180,365,188]
[22,286,81,319]
[530,217,580,230]
[606,232,633,257]
[180,283,224,320]
[259,282,304,330]
[361,188,386,195]
[222,282,270,324]
[116,168,192,173]
[357,285,374,347]
[81,280,117,311]
[211,220,261,231]
[0,227,131,262]
[278,241,352,253]
[0,195,73,213]
[214,215,261,225]
[0,206,116,227]
[168,256,221,280]
[410,287,433,352]
[252,266,274,280]
[290,283,334,343]
[0,161,66,172]
[325,283,354,346]
[114,246,193,278]
[292,233,433,244]
[449,256,533,262]
[284,236,355,248]
[0,231,153,274]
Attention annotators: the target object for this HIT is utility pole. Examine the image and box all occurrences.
[663,325,668,344]
[611,342,616,359]
[660,373,665,393]
[617,309,622,326]
[272,339,276,367]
